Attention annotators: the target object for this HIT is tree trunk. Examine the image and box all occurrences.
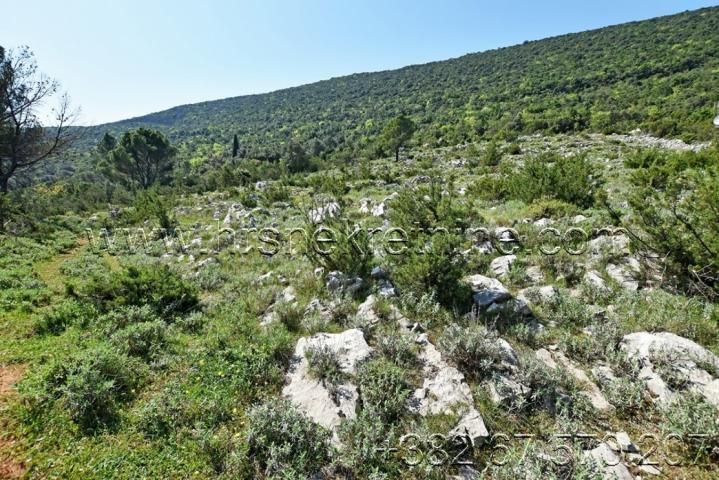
[0,180,8,233]
[395,147,400,162]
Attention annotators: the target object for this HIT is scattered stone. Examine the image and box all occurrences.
[615,431,639,454]
[526,266,545,283]
[606,259,641,291]
[490,255,516,277]
[584,270,607,290]
[355,295,381,326]
[464,274,511,308]
[572,214,587,224]
[255,271,274,284]
[309,202,341,223]
[377,279,397,298]
[533,217,553,227]
[370,266,388,279]
[583,443,633,480]
[358,198,372,215]
[371,202,386,217]
[325,271,345,292]
[281,286,297,304]
[487,375,531,406]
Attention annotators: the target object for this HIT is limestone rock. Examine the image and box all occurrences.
[282,330,372,438]
[464,274,511,308]
[490,255,517,277]
[309,202,341,223]
[621,331,719,405]
[583,443,633,480]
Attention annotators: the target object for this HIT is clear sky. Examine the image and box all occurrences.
[4,0,718,126]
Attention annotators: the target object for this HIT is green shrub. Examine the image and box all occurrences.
[376,333,420,368]
[438,323,511,381]
[194,264,228,291]
[97,304,159,334]
[262,179,292,204]
[507,153,598,208]
[111,320,167,360]
[246,399,331,478]
[43,345,145,433]
[480,141,503,166]
[81,264,199,319]
[542,292,594,329]
[512,354,589,417]
[391,231,471,310]
[660,392,719,439]
[620,148,719,296]
[302,213,373,280]
[305,344,345,393]
[468,174,508,201]
[561,318,623,364]
[356,359,411,424]
[525,198,579,220]
[336,411,404,477]
[33,299,97,335]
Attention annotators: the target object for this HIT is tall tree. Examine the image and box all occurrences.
[97,132,117,156]
[380,115,416,161]
[232,134,239,158]
[0,46,75,229]
[286,141,310,173]
[109,128,176,190]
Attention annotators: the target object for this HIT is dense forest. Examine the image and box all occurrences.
[71,6,719,162]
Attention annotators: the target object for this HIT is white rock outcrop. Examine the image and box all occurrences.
[282,329,372,439]
[620,331,719,406]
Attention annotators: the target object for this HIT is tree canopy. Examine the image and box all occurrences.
[380,115,416,161]
[107,128,176,190]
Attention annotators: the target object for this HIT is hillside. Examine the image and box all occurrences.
[81,6,719,160]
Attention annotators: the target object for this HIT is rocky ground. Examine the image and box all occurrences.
[1,132,718,479]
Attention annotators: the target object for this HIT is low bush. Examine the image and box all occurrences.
[40,345,145,433]
[246,399,331,478]
[620,147,719,296]
[305,344,345,392]
[81,264,199,319]
[438,323,511,381]
[97,304,159,333]
[507,153,598,208]
[33,299,97,335]
[302,213,373,280]
[376,333,420,368]
[111,320,167,360]
[356,359,412,424]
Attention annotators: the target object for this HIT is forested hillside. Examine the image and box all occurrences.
[81,6,719,162]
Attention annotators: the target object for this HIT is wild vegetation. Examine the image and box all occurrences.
[1,6,719,480]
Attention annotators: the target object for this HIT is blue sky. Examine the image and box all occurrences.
[4,0,717,125]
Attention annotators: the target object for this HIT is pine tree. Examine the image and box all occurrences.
[232,134,239,158]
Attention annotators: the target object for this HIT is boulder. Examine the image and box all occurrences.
[490,255,516,277]
[621,331,719,405]
[355,295,381,326]
[377,279,397,298]
[282,330,372,439]
[584,270,608,291]
[309,202,341,223]
[358,198,372,215]
[606,259,640,291]
[583,443,633,480]
[463,274,511,308]
[371,202,386,217]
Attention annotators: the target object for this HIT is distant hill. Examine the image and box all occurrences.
[80,6,719,160]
